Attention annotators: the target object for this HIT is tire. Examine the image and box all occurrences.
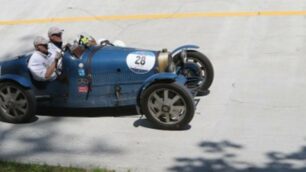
[176,51,214,95]
[140,82,195,130]
[0,82,36,123]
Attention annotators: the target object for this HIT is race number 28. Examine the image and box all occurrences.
[135,56,146,65]
[126,51,156,74]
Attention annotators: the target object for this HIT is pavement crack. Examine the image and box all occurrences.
[66,6,124,29]
[230,98,306,110]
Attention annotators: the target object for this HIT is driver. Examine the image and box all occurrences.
[48,26,64,59]
[48,26,64,73]
[28,36,61,81]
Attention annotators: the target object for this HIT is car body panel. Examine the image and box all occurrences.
[0,74,32,88]
[135,73,188,107]
[0,56,32,88]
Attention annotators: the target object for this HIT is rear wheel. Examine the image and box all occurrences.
[140,82,195,130]
[0,82,36,123]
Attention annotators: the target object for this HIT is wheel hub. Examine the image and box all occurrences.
[161,105,170,113]
[7,100,15,109]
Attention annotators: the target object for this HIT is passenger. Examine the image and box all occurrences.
[28,36,61,81]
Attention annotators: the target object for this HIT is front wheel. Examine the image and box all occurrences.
[140,82,195,130]
[175,51,214,95]
[0,82,36,123]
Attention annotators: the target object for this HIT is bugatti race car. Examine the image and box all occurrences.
[0,42,213,130]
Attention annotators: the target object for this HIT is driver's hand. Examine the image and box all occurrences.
[54,52,62,61]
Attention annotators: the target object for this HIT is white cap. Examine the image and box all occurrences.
[48,26,64,37]
[33,36,48,46]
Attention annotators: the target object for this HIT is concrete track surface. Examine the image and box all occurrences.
[1,1,306,172]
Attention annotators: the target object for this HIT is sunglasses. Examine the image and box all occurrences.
[52,33,62,37]
[37,44,48,48]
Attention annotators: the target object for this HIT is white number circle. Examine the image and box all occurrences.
[126,51,156,74]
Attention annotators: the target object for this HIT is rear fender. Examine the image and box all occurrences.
[0,74,32,88]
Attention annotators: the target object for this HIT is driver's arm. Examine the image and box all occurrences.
[45,52,61,80]
[45,58,58,80]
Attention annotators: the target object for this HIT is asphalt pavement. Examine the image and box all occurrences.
[1,0,306,171]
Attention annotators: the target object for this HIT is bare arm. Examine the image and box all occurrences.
[45,59,58,80]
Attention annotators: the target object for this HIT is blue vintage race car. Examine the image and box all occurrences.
[0,42,213,130]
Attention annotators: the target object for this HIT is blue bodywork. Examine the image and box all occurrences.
[0,45,194,108]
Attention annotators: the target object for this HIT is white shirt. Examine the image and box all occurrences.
[48,42,63,71]
[28,51,56,81]
[48,42,61,60]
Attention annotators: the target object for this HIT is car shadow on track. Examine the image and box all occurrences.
[37,105,137,117]
[36,106,192,130]
[36,106,162,130]
[133,118,191,131]
[0,106,138,124]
